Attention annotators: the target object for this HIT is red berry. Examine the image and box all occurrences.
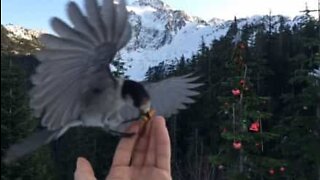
[233,141,242,150]
[269,169,275,175]
[232,89,241,96]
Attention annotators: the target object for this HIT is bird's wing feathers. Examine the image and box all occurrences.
[120,75,203,120]
[146,74,203,117]
[31,0,131,130]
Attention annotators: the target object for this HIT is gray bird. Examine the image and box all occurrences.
[4,0,202,163]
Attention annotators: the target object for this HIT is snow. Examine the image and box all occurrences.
[121,13,306,80]
[311,68,320,78]
[128,6,165,30]
[4,0,310,81]
[130,0,171,10]
[120,2,231,80]
[208,18,225,26]
[122,21,228,80]
[5,24,44,40]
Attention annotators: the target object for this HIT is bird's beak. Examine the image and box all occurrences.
[139,100,151,114]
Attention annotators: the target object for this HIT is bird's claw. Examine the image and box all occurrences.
[139,109,156,135]
[118,109,156,137]
[109,129,136,137]
[140,109,156,124]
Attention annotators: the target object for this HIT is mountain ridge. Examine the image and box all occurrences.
[1,0,310,80]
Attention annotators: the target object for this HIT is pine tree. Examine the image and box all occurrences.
[106,15,320,180]
[211,20,284,180]
[275,18,320,179]
[1,54,56,180]
[112,53,128,78]
[145,61,169,81]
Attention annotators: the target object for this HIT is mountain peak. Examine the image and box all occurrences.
[208,17,225,26]
[4,13,305,80]
[130,0,171,10]
[4,24,44,40]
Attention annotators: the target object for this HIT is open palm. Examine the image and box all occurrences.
[74,116,171,180]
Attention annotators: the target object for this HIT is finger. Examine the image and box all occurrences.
[144,118,157,166]
[74,157,97,180]
[112,122,140,167]
[154,116,171,172]
[131,120,153,166]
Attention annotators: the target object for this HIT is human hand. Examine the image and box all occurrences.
[74,116,172,180]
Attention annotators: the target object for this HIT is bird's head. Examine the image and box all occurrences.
[122,80,151,114]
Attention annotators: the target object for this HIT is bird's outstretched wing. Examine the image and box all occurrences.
[120,74,203,120]
[31,0,131,130]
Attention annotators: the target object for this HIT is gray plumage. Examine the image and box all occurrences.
[4,0,202,163]
[3,130,58,164]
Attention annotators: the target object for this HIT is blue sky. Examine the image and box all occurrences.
[2,0,318,31]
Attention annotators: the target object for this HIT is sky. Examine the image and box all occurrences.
[1,0,318,31]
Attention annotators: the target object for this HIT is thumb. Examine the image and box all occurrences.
[74,157,97,180]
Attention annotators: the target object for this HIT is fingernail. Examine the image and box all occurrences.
[76,158,82,168]
[76,157,86,169]
[155,116,165,121]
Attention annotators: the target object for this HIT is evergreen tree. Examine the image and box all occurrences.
[145,61,169,81]
[132,17,320,180]
[52,127,118,179]
[2,14,319,180]
[275,18,320,179]
[1,55,56,180]
[211,20,284,179]
[112,53,128,78]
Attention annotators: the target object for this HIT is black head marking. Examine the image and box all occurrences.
[122,80,150,108]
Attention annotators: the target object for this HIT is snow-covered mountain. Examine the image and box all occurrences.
[121,0,228,79]
[4,24,44,40]
[2,0,309,80]
[121,0,309,79]
[2,24,43,55]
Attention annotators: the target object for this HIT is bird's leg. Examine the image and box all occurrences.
[108,129,135,137]
[120,109,156,125]
[115,109,156,137]
[121,118,140,125]
[106,124,135,137]
[105,113,135,137]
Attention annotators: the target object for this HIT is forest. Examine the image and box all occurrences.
[1,15,320,180]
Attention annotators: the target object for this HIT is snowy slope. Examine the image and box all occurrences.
[122,22,228,80]
[5,24,44,40]
[121,0,304,80]
[122,0,228,80]
[3,0,311,80]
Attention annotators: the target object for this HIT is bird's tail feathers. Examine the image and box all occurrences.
[3,130,58,164]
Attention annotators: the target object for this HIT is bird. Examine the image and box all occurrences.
[3,0,202,163]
